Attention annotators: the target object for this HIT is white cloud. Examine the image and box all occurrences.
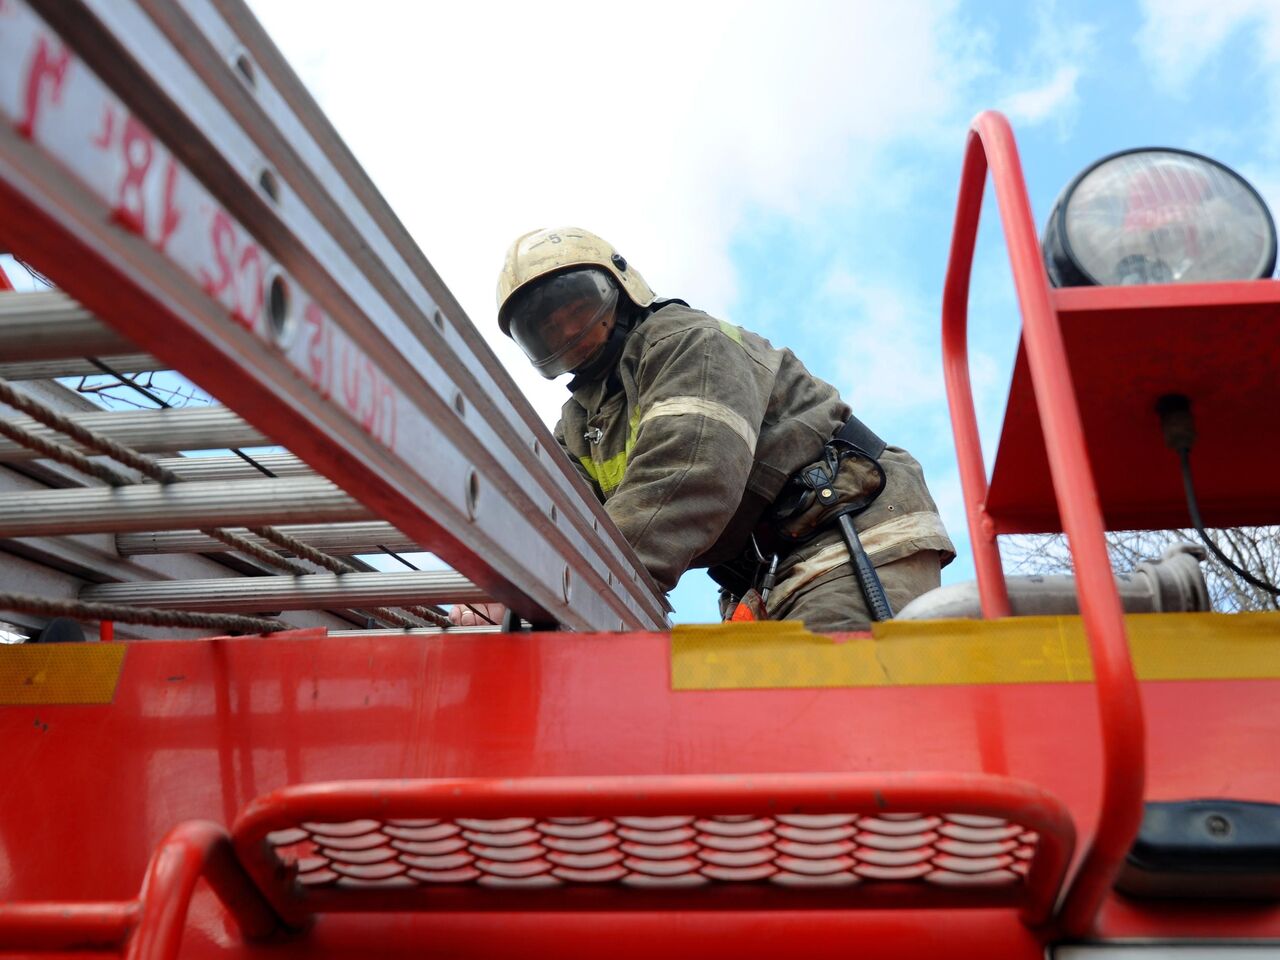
[994,1,1094,136]
[818,270,989,585]
[1137,1,1280,162]
[248,0,989,424]
[1137,0,1280,93]
[821,268,1001,432]
[1000,65,1080,125]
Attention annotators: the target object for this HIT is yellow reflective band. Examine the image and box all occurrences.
[0,643,126,704]
[766,513,953,614]
[717,320,744,344]
[671,612,1280,690]
[639,397,758,452]
[579,409,641,494]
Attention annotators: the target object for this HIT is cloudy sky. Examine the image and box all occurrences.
[7,0,1271,623]
[236,0,1280,622]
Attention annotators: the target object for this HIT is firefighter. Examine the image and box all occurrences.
[451,227,954,630]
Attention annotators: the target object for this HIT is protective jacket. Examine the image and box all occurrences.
[554,302,953,594]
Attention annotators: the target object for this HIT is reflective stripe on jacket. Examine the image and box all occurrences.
[554,303,952,592]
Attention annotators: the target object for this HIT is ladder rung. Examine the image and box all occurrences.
[0,291,134,360]
[0,353,161,381]
[153,453,312,481]
[81,569,486,611]
[0,477,369,537]
[0,406,268,462]
[116,521,413,556]
[327,625,500,637]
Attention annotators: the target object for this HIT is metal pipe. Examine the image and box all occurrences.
[971,111,1147,938]
[82,569,486,611]
[127,820,281,960]
[942,125,1012,618]
[0,477,370,537]
[327,625,500,637]
[898,543,1211,619]
[0,901,138,951]
[0,290,134,359]
[0,353,161,380]
[116,520,414,556]
[0,406,268,462]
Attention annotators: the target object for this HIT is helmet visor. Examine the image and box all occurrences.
[504,268,620,378]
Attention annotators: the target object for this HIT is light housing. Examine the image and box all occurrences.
[1043,148,1277,287]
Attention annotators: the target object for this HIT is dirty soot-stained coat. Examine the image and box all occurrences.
[553,302,951,593]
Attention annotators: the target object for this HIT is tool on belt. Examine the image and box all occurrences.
[714,415,894,622]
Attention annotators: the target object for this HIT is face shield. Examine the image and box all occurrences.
[502,268,620,378]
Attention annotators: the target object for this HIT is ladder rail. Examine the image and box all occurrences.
[0,0,667,630]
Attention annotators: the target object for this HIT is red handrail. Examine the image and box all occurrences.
[0,902,139,951]
[939,110,1147,936]
[233,771,1076,929]
[0,821,280,959]
[127,821,280,960]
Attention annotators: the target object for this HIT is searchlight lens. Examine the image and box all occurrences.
[1043,149,1277,287]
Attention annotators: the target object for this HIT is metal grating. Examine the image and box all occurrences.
[265,814,1038,891]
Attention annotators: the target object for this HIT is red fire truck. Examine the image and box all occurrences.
[0,2,1276,958]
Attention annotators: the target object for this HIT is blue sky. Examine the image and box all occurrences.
[9,0,1275,625]
[667,0,1280,622]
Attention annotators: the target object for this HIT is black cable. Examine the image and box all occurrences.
[1176,447,1280,599]
[16,257,53,288]
[88,359,274,479]
[376,545,463,624]
[1157,394,1279,602]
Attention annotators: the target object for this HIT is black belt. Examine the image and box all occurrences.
[834,413,886,458]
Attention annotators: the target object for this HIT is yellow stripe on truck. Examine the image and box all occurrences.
[671,612,1280,690]
[0,643,126,704]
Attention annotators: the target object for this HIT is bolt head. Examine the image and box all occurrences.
[1205,814,1232,838]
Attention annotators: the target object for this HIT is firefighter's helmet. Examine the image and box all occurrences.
[496,227,655,378]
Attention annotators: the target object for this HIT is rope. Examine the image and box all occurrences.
[244,526,447,627]
[250,524,354,574]
[0,591,283,634]
[0,376,451,630]
[199,525,309,574]
[374,545,464,627]
[0,415,132,487]
[0,378,178,482]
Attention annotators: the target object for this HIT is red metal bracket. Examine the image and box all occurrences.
[0,820,281,959]
[940,110,1147,936]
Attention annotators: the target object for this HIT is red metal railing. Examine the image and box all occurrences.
[0,773,1077,957]
[0,821,280,959]
[233,772,1076,930]
[940,110,1147,936]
